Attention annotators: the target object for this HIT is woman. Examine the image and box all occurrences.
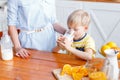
[7,0,66,58]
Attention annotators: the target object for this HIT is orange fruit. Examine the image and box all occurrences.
[101,45,111,56]
[106,41,117,48]
[72,73,84,80]
[89,71,107,80]
[60,64,72,75]
[77,66,88,76]
[117,53,120,59]
[71,66,81,73]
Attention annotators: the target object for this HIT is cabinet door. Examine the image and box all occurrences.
[56,0,83,28]
[83,2,120,57]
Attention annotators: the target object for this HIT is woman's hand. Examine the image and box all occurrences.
[15,48,30,58]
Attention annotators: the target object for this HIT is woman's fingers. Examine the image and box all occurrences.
[23,49,30,57]
[15,48,30,59]
[16,53,20,57]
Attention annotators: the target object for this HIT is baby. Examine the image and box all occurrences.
[53,9,96,60]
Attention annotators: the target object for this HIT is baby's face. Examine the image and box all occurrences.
[69,25,87,40]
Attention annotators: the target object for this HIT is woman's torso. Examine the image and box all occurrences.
[17,0,56,30]
[8,0,57,51]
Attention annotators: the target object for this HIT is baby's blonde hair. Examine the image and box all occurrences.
[67,9,90,27]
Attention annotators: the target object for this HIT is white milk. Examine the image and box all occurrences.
[1,47,13,60]
[0,33,13,61]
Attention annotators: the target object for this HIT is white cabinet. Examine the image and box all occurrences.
[56,0,120,58]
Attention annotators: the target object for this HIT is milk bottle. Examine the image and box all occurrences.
[1,31,13,60]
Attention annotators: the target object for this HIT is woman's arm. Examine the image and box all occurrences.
[7,0,30,58]
[8,26,21,50]
[8,26,30,58]
[53,23,66,34]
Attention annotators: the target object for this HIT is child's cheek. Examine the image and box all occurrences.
[74,32,78,36]
[74,34,77,38]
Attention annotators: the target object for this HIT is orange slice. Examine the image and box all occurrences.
[77,66,88,76]
[106,41,117,48]
[89,71,107,80]
[60,64,72,75]
[101,45,111,56]
[71,66,81,73]
[72,73,84,80]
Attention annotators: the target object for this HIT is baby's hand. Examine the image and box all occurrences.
[57,35,65,47]
[57,37,73,50]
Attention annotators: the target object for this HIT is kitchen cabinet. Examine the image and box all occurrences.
[56,0,120,58]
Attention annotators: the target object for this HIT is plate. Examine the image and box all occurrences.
[52,69,73,80]
[52,68,120,80]
[52,69,89,80]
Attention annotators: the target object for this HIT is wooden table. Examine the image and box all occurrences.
[0,49,120,80]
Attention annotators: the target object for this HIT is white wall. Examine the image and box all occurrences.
[55,0,120,58]
[0,0,7,31]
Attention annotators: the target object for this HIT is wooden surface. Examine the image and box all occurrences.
[0,49,120,80]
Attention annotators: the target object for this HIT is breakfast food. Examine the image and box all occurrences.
[101,45,111,56]
[61,64,88,79]
[60,64,72,75]
[89,71,107,80]
[60,64,107,80]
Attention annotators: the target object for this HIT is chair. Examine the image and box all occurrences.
[0,31,2,38]
[0,29,20,38]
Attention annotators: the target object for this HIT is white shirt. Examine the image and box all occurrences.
[7,0,57,51]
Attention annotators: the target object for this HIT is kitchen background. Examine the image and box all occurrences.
[0,0,120,58]
[0,0,7,30]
